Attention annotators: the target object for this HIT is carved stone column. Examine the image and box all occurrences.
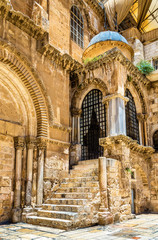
[103,94,129,137]
[98,157,114,225]
[71,107,82,144]
[36,139,46,207]
[25,136,35,207]
[137,113,148,146]
[12,137,25,223]
[31,146,38,207]
[70,107,82,166]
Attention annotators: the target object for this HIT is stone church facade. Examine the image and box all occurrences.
[0,0,158,229]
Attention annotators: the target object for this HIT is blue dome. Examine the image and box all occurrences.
[88,31,128,47]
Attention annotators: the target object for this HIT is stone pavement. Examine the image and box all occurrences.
[0,214,158,240]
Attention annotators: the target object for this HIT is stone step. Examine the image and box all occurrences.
[72,163,98,170]
[42,204,82,212]
[56,187,99,193]
[26,215,72,230]
[62,176,98,183]
[69,169,98,177]
[52,192,93,199]
[37,210,78,220]
[60,181,99,188]
[78,159,98,165]
[46,198,87,205]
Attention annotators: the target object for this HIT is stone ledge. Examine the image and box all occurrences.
[50,123,71,133]
[39,137,70,148]
[103,93,129,104]
[38,44,82,72]
[99,135,155,155]
[0,0,48,40]
[78,48,151,87]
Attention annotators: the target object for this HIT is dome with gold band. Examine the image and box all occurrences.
[83,31,133,62]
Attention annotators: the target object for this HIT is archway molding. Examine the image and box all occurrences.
[0,62,37,136]
[126,81,147,114]
[0,41,54,137]
[71,78,108,111]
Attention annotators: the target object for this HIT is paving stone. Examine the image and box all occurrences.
[0,214,158,239]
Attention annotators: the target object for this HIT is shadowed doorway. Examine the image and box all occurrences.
[80,89,106,160]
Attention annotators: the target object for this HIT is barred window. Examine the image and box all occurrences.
[80,89,106,160]
[153,131,158,151]
[70,6,84,48]
[125,89,140,143]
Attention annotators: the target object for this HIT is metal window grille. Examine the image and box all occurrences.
[153,59,158,70]
[70,6,84,48]
[125,89,140,143]
[80,89,106,160]
[153,130,158,151]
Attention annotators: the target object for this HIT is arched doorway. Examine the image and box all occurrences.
[80,89,106,160]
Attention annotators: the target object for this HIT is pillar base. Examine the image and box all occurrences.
[12,208,22,223]
[98,209,114,225]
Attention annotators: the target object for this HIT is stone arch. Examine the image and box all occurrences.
[0,62,37,136]
[126,80,147,114]
[0,42,53,137]
[71,78,108,110]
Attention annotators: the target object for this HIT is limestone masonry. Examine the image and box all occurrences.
[0,0,158,230]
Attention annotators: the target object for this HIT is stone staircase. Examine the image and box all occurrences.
[25,160,100,230]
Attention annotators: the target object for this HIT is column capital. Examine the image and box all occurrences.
[71,107,82,117]
[137,113,148,121]
[14,137,25,149]
[37,138,47,150]
[102,93,129,105]
[26,136,36,149]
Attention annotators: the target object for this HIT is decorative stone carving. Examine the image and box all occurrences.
[100,135,154,156]
[76,48,150,87]
[103,93,129,104]
[71,107,82,117]
[0,42,50,137]
[71,78,108,109]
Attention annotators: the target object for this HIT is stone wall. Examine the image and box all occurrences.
[43,143,69,201]
[150,153,158,212]
[0,134,14,223]
[144,40,158,61]
[11,0,34,18]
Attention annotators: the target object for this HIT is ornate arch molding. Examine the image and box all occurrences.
[0,41,53,137]
[71,78,108,111]
[126,80,147,114]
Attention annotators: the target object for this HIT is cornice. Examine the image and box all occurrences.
[0,0,48,40]
[77,48,151,87]
[39,137,70,148]
[99,135,155,156]
[84,0,104,19]
[51,123,71,133]
[103,93,129,104]
[38,44,82,72]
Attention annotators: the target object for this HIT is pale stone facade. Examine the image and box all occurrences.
[0,0,157,229]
